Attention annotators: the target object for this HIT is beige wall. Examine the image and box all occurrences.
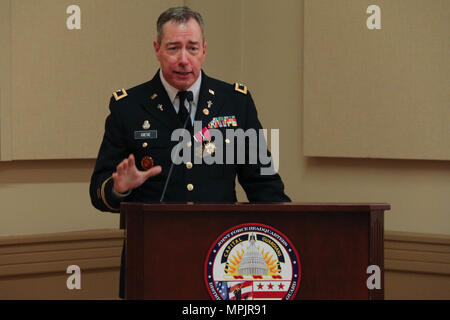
[2,0,181,160]
[0,229,123,299]
[0,2,448,237]
[0,0,448,300]
[304,0,450,160]
[0,159,118,235]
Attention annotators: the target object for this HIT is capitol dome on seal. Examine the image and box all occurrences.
[238,234,268,276]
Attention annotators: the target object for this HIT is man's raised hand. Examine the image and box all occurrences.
[112,154,162,194]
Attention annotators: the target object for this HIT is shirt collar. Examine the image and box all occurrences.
[159,69,202,107]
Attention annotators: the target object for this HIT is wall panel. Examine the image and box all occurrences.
[1,229,448,299]
[4,0,181,160]
[0,229,124,299]
[304,0,450,160]
[0,0,12,160]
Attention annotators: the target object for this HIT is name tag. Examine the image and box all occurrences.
[134,130,157,140]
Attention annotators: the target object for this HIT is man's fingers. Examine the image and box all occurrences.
[114,155,157,191]
[128,157,136,171]
[128,154,135,167]
[144,166,162,179]
[122,159,128,173]
[116,162,124,176]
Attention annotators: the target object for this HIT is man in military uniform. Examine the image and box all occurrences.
[89,7,290,298]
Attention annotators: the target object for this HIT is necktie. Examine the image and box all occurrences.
[177,91,192,130]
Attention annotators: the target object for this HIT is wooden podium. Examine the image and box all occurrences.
[121,203,390,300]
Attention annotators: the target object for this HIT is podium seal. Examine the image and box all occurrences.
[205,223,301,300]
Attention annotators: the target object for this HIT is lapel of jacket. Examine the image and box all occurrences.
[140,71,179,130]
[194,71,226,129]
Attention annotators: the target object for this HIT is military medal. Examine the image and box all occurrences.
[208,116,238,129]
[203,141,216,156]
[142,120,151,130]
[157,104,164,111]
[194,127,211,143]
[194,143,203,159]
[141,156,154,170]
[207,100,213,108]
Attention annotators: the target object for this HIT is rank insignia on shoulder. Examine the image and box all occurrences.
[234,83,248,95]
[113,89,128,101]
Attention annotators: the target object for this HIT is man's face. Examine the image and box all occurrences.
[154,18,206,91]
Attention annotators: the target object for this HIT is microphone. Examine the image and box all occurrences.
[160,91,194,203]
[182,91,194,129]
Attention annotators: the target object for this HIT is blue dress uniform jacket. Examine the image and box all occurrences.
[89,71,290,298]
[90,71,290,211]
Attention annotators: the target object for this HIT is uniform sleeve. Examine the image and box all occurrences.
[237,92,291,202]
[89,97,130,212]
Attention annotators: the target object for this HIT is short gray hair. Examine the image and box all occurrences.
[157,7,205,44]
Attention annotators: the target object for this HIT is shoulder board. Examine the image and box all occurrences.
[112,88,128,101]
[234,83,248,95]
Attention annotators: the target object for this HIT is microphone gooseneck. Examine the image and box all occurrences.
[160,91,194,203]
